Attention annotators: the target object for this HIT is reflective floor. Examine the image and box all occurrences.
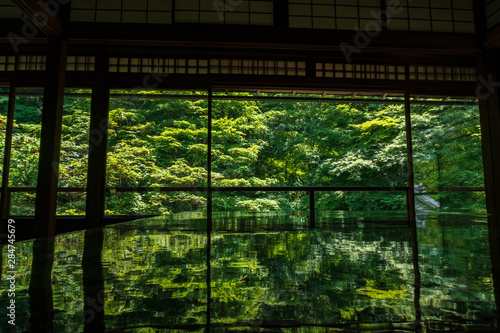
[1,211,498,332]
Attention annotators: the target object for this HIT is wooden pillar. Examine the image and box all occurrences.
[476,49,500,320]
[477,50,500,215]
[404,91,421,328]
[206,86,212,329]
[274,0,289,29]
[380,0,388,31]
[1,85,16,220]
[488,212,500,321]
[309,190,315,228]
[34,37,67,238]
[404,91,416,221]
[85,49,109,228]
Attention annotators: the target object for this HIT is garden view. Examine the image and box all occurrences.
[0,89,495,332]
[0,89,485,216]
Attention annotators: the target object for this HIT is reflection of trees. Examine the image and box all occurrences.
[82,228,105,332]
[417,219,496,322]
[29,237,55,331]
[210,229,415,324]
[1,215,496,331]
[101,227,208,328]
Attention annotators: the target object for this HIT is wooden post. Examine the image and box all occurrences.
[380,0,388,31]
[309,190,315,228]
[34,37,67,238]
[477,50,500,320]
[404,91,416,221]
[1,85,15,220]
[274,0,289,29]
[86,49,109,228]
[477,50,500,215]
[206,86,213,329]
[405,90,421,328]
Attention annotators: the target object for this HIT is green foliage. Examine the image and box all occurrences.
[0,91,486,215]
[412,104,484,210]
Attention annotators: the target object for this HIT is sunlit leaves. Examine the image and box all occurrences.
[4,91,485,215]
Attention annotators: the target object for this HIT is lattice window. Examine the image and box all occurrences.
[16,55,46,71]
[386,0,475,33]
[315,63,477,82]
[0,55,98,72]
[71,0,173,24]
[409,65,476,82]
[0,56,16,71]
[289,0,382,30]
[66,56,96,71]
[109,57,306,76]
[316,63,406,80]
[175,0,273,25]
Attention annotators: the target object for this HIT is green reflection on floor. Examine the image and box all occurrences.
[0,211,497,332]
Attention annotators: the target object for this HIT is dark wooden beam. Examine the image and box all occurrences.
[488,212,500,320]
[12,0,62,37]
[0,71,478,99]
[85,49,110,228]
[473,0,487,44]
[92,73,476,97]
[0,68,478,98]
[64,23,481,56]
[34,37,67,238]
[477,50,500,215]
[479,49,500,322]
[100,43,476,68]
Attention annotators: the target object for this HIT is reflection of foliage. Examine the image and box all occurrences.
[0,92,485,215]
[208,227,418,324]
[1,215,495,330]
[417,219,495,322]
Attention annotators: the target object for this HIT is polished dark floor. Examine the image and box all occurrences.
[1,211,498,332]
